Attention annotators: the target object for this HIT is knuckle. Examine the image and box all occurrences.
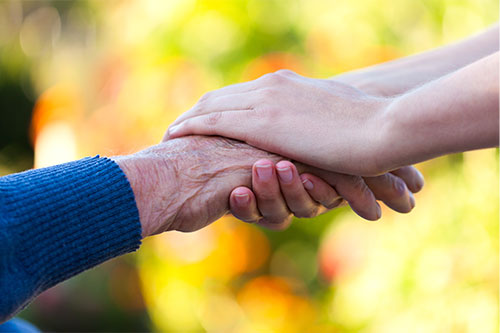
[259,73,274,84]
[350,176,370,195]
[203,112,222,126]
[191,104,202,114]
[193,94,213,114]
[199,91,214,103]
[262,72,286,85]
[391,177,407,197]
[257,191,280,202]
[192,102,205,114]
[275,69,296,76]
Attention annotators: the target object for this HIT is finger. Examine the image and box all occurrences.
[168,72,285,130]
[332,175,381,221]
[230,186,292,231]
[167,110,255,141]
[275,161,322,218]
[299,173,344,209]
[274,69,300,77]
[390,166,425,193]
[252,159,293,226]
[229,187,261,223]
[169,92,255,129]
[298,167,381,221]
[198,78,264,99]
[166,71,303,139]
[194,71,292,100]
[364,173,415,213]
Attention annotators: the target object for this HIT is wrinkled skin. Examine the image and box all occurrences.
[114,136,282,235]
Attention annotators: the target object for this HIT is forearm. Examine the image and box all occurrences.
[379,52,499,171]
[336,24,499,96]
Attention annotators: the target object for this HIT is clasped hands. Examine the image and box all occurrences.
[114,71,424,237]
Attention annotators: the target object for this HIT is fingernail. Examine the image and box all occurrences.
[234,193,249,206]
[409,192,416,209]
[277,166,293,183]
[168,124,180,137]
[302,178,314,190]
[255,163,272,181]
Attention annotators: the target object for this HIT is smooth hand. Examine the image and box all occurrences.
[168,52,499,175]
[166,70,392,176]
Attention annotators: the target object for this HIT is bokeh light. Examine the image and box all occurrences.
[0,0,497,331]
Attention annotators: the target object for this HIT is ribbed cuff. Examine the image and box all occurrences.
[1,156,142,291]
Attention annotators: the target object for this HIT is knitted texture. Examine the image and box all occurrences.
[0,157,142,322]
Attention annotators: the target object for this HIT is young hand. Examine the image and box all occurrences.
[167,53,499,176]
[165,70,390,176]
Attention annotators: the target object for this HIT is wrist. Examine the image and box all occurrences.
[111,152,180,238]
[376,91,428,173]
[334,69,399,97]
[369,95,405,174]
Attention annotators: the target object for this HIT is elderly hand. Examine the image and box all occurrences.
[229,159,423,230]
[165,70,392,176]
[113,136,423,237]
[113,136,281,236]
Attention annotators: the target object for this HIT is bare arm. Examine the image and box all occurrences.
[336,24,499,96]
[378,52,499,171]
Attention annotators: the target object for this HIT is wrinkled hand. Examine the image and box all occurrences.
[113,136,282,236]
[166,70,394,176]
[114,136,423,237]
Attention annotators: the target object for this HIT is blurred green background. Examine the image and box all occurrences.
[0,0,498,332]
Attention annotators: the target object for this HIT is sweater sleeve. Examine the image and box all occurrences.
[0,156,142,323]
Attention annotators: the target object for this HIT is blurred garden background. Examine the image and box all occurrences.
[0,0,498,332]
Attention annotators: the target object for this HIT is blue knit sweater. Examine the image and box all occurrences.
[0,156,142,326]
